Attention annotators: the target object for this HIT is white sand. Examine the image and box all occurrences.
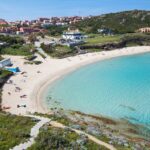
[2,46,150,115]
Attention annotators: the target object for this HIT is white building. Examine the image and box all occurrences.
[0,58,12,68]
[0,42,7,46]
[62,31,85,41]
[41,23,53,28]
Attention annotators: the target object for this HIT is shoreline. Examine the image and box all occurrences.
[2,46,150,115]
[37,46,150,115]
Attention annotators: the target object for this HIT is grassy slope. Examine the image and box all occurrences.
[81,33,150,51]
[0,113,36,150]
[0,35,33,56]
[1,44,33,56]
[28,127,108,150]
[85,34,122,45]
[85,33,150,45]
[50,45,75,58]
[74,10,150,34]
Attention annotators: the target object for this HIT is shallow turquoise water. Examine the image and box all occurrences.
[45,52,150,126]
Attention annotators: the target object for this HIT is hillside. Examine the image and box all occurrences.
[74,10,150,34]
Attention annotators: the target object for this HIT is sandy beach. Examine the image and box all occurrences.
[2,46,150,115]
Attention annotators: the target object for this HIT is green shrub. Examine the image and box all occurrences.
[24,61,42,65]
[0,113,36,150]
[1,44,33,56]
[74,10,150,34]
[28,127,105,150]
[24,55,37,61]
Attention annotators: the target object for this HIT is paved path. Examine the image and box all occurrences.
[10,115,50,150]
[36,47,48,58]
[10,115,116,150]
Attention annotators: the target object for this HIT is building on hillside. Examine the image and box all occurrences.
[138,27,150,33]
[0,58,12,68]
[56,22,68,26]
[41,23,53,28]
[98,28,113,35]
[17,27,41,35]
[59,38,85,47]
[62,30,86,41]
[0,19,8,25]
[9,22,17,26]
[20,20,31,26]
[0,26,18,34]
[38,18,50,23]
[0,41,7,46]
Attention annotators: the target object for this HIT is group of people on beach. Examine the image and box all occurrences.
[4,73,28,110]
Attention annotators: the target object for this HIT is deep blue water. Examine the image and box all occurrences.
[45,52,150,126]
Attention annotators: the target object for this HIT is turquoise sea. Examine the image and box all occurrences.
[45,52,150,126]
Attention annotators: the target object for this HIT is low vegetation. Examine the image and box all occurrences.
[0,70,12,79]
[0,35,24,45]
[85,34,122,45]
[24,55,37,61]
[41,43,76,58]
[0,112,37,150]
[0,35,34,56]
[50,45,76,58]
[74,10,150,34]
[1,44,33,56]
[80,33,150,51]
[28,126,108,150]
[24,60,42,65]
[35,110,150,149]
